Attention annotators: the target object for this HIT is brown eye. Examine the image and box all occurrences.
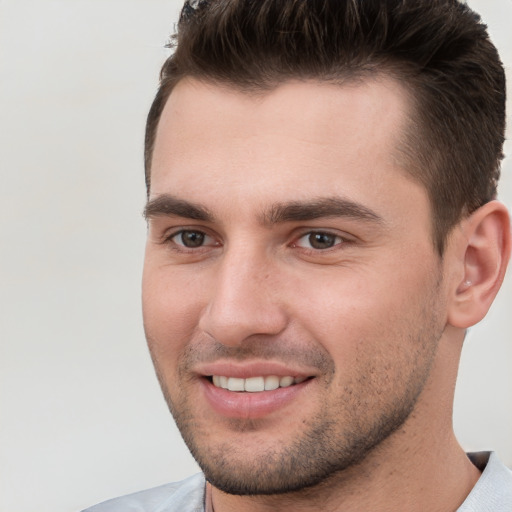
[173,230,207,248]
[295,231,343,250]
[308,233,337,249]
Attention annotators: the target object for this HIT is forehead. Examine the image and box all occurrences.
[149,77,424,222]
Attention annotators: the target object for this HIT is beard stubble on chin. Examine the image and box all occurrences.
[146,274,446,496]
[149,321,444,496]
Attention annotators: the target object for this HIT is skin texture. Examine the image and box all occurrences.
[142,78,509,511]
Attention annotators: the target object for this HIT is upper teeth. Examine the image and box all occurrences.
[211,375,306,392]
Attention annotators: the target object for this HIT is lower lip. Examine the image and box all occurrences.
[201,378,312,419]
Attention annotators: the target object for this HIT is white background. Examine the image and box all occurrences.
[0,1,510,511]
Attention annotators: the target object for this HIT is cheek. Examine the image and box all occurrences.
[142,263,208,360]
[291,261,439,368]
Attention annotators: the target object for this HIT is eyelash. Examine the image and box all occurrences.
[163,228,349,254]
[163,229,219,252]
[292,231,346,251]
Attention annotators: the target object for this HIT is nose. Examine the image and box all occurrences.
[198,246,288,347]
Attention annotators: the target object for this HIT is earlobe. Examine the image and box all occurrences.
[448,200,511,329]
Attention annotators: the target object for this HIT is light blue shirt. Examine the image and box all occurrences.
[459,453,512,512]
[83,452,512,512]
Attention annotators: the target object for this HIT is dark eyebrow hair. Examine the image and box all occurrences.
[144,194,383,226]
[143,194,213,222]
[262,197,384,225]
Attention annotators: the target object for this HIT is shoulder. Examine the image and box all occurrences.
[81,473,206,512]
[458,452,512,512]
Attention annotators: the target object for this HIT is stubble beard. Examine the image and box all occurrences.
[170,370,436,497]
[152,336,442,495]
[148,280,445,496]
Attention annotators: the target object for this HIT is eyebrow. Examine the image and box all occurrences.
[143,194,213,222]
[144,194,383,226]
[262,197,384,225]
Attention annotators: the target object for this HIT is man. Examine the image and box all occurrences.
[85,0,511,510]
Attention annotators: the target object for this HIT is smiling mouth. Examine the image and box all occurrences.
[208,375,310,392]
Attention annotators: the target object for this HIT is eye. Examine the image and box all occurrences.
[294,231,343,250]
[170,230,216,248]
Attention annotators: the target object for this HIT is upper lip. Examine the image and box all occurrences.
[195,360,316,379]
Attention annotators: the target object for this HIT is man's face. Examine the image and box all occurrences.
[142,78,448,494]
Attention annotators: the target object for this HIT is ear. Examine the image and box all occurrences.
[447,200,511,329]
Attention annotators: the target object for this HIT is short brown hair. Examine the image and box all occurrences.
[144,0,506,253]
